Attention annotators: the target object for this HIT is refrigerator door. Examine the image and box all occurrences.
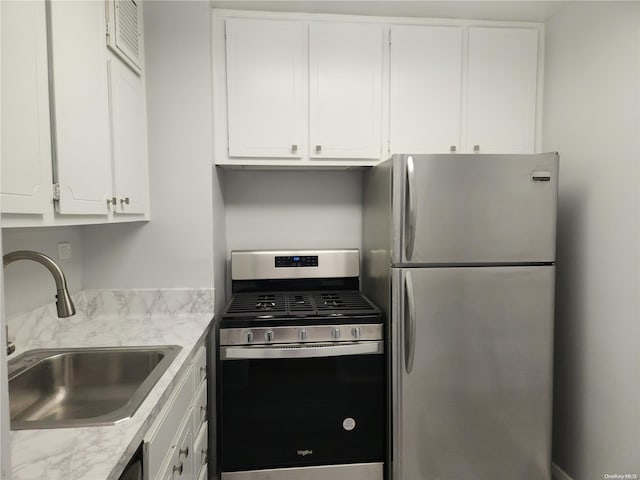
[391,266,554,480]
[390,153,558,265]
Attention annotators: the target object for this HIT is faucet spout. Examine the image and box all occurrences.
[3,250,76,318]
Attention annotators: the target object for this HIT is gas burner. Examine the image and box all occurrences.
[255,302,276,310]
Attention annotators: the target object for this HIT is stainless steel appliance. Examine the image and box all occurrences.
[362,153,558,480]
[217,249,385,480]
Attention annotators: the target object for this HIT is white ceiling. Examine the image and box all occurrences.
[209,1,569,22]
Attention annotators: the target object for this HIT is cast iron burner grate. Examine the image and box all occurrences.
[223,290,378,318]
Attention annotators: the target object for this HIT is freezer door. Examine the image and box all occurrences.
[391,266,554,480]
[391,153,558,265]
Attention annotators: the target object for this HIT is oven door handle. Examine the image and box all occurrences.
[220,341,384,360]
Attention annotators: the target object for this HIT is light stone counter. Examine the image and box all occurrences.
[7,288,215,480]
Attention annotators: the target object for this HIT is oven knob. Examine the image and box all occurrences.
[265,330,274,342]
[331,328,341,340]
[351,327,361,339]
[299,329,308,341]
[245,331,254,343]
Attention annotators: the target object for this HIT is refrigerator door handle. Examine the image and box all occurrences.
[405,155,417,261]
[404,271,416,373]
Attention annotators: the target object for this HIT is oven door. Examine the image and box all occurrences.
[219,341,385,473]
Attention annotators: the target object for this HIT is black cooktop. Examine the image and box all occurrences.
[221,290,381,325]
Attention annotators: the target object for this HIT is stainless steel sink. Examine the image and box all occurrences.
[8,345,182,430]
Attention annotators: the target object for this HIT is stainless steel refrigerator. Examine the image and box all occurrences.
[362,153,558,480]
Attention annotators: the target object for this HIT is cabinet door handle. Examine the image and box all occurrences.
[291,144,298,152]
[199,366,206,379]
[107,197,117,206]
[179,446,189,458]
[120,197,130,205]
[450,145,456,152]
[173,462,183,475]
[473,145,480,152]
[315,145,322,152]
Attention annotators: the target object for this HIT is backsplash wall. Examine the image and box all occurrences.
[222,169,363,256]
[1,226,84,318]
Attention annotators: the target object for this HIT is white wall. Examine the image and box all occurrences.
[543,2,640,479]
[223,170,363,256]
[1,227,83,318]
[81,1,216,292]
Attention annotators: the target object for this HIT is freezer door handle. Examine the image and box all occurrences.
[404,271,416,373]
[405,155,417,261]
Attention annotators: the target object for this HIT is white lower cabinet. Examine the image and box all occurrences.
[144,344,208,480]
[194,421,209,477]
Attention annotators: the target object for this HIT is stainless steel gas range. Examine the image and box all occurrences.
[217,249,385,480]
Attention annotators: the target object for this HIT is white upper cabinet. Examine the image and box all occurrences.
[465,27,539,153]
[108,56,148,215]
[214,11,543,167]
[1,0,149,228]
[1,0,52,215]
[309,22,384,160]
[390,25,463,154]
[49,0,112,215]
[225,18,305,158]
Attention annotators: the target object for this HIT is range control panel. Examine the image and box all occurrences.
[275,255,319,268]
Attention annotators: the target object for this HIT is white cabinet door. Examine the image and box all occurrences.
[390,25,463,154]
[309,22,384,159]
[108,56,148,215]
[465,27,538,154]
[225,18,305,158]
[1,0,51,215]
[49,0,111,215]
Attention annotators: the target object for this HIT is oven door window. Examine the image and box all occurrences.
[220,353,384,471]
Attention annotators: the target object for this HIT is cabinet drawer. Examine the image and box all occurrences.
[157,414,193,480]
[197,465,207,480]
[144,364,194,480]
[192,380,207,431]
[194,421,208,475]
[192,345,207,390]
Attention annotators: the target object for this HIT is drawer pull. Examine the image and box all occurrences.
[201,448,208,464]
[199,366,206,379]
[173,462,183,475]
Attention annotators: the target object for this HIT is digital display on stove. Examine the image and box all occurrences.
[275,255,319,268]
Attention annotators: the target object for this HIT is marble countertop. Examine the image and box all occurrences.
[7,288,215,480]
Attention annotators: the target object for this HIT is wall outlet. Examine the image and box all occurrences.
[57,242,72,260]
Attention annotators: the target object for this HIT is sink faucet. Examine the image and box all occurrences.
[3,250,76,318]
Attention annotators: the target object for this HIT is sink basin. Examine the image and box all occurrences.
[8,345,182,430]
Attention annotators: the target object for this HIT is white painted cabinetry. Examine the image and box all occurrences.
[309,22,384,160]
[226,18,305,158]
[390,25,463,154]
[0,0,52,215]
[1,0,150,227]
[215,12,543,166]
[107,54,149,215]
[48,0,112,215]
[144,344,208,480]
[390,24,539,154]
[465,27,539,153]
[218,15,386,166]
